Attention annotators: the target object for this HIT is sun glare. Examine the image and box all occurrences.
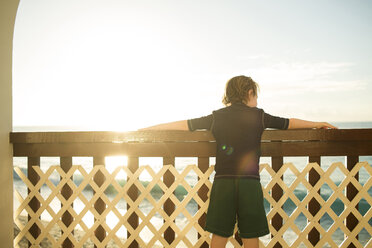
[105,156,128,175]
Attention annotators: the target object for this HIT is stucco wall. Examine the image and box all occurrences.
[0,0,20,246]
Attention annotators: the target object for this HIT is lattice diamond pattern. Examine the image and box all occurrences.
[259,161,371,248]
[13,161,371,247]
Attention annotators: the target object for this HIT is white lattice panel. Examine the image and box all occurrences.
[13,162,371,247]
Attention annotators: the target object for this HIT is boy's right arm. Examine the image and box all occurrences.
[288,118,338,129]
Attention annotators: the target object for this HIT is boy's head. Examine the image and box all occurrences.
[222,75,260,107]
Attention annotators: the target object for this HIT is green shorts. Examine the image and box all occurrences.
[204,177,270,239]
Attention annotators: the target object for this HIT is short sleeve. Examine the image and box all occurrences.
[187,114,213,131]
[262,110,289,130]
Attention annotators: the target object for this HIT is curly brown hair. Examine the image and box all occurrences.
[222,75,260,106]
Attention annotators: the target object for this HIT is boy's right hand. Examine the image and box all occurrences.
[316,122,338,129]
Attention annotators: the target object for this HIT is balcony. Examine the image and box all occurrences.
[10,129,372,247]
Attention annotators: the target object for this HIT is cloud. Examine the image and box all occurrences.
[243,60,368,95]
[236,54,271,60]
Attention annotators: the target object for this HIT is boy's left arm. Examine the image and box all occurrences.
[137,120,189,131]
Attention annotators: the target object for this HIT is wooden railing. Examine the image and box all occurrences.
[10,129,372,247]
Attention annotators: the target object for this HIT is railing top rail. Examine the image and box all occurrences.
[9,128,372,143]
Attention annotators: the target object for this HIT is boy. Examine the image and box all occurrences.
[138,75,337,248]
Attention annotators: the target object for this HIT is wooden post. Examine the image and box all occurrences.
[163,157,175,245]
[308,156,321,246]
[197,157,209,248]
[271,156,283,248]
[127,157,139,248]
[61,157,74,248]
[28,157,41,247]
[93,157,106,248]
[346,156,359,248]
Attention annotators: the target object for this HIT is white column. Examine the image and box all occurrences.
[0,0,20,246]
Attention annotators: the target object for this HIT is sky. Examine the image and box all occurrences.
[12,0,372,131]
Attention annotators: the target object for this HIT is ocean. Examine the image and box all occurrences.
[12,122,372,247]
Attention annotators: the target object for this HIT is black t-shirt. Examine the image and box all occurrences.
[187,102,289,180]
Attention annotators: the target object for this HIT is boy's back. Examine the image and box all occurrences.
[187,102,289,180]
